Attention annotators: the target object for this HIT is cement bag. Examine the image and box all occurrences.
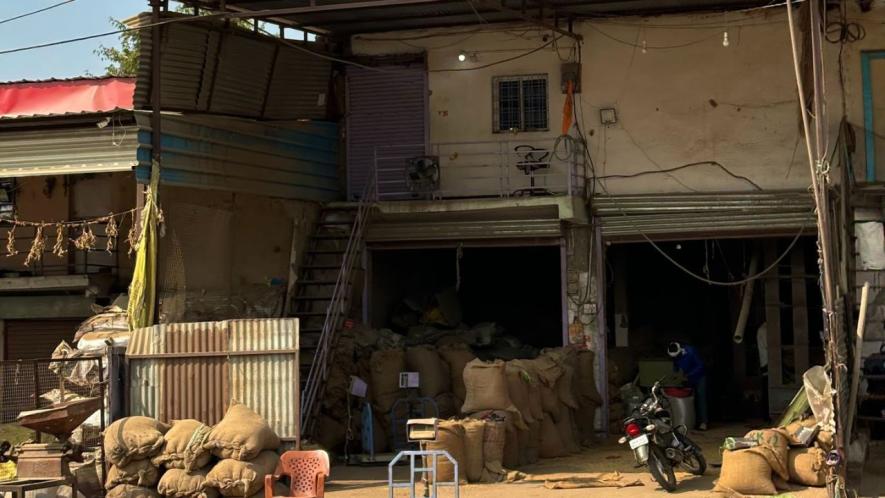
[106,485,163,498]
[575,350,602,404]
[539,384,562,422]
[745,428,790,481]
[205,451,280,497]
[157,468,219,498]
[205,402,281,461]
[539,413,567,458]
[105,460,160,490]
[555,364,579,410]
[714,449,776,496]
[370,349,405,414]
[461,360,520,419]
[461,419,485,483]
[502,424,519,469]
[105,417,171,467]
[439,345,476,402]
[505,361,535,424]
[479,419,506,483]
[152,419,212,471]
[406,345,450,398]
[434,392,461,420]
[556,408,581,454]
[424,420,465,483]
[787,447,828,487]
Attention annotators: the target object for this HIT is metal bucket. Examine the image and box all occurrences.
[665,394,696,430]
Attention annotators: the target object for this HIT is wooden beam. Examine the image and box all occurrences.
[792,246,809,378]
[764,241,783,388]
[0,295,93,319]
[0,275,90,293]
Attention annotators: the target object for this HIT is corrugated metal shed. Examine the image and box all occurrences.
[135,17,330,120]
[0,116,138,177]
[128,318,300,441]
[593,191,817,241]
[135,111,340,201]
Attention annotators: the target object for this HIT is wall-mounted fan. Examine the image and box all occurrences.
[405,155,440,193]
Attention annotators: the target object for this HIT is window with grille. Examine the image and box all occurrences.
[492,74,548,133]
[0,179,14,219]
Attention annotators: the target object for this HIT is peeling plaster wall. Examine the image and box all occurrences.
[351,3,885,193]
[156,185,320,323]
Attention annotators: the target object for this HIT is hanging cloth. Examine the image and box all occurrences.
[127,162,160,331]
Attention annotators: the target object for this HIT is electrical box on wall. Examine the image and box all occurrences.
[561,63,581,93]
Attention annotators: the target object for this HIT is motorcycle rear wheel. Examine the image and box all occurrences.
[682,450,707,475]
[647,445,678,492]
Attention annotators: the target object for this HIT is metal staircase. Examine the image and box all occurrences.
[298,178,376,437]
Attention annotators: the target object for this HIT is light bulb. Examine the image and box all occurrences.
[641,40,647,54]
[458,51,467,62]
[722,31,730,47]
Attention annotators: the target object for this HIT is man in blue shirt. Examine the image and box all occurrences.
[667,341,708,431]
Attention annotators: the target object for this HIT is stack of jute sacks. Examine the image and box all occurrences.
[103,402,285,498]
[419,346,601,484]
[715,418,833,495]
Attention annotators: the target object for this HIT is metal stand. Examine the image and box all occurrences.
[0,478,75,498]
[390,394,438,452]
[388,450,458,498]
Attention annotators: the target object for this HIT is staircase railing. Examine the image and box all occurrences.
[300,171,376,437]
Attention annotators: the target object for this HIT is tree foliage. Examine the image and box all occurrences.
[94,18,140,77]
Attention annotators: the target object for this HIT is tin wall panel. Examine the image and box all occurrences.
[135,18,330,120]
[128,318,300,440]
[0,124,138,177]
[346,66,427,200]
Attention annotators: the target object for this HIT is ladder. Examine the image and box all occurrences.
[299,177,376,437]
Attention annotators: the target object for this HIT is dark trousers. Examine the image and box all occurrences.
[693,376,709,426]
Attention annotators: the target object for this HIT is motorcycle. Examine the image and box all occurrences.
[617,380,706,492]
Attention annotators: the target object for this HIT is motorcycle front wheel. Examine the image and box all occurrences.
[647,445,678,492]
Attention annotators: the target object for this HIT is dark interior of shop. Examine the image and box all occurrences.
[370,245,563,348]
[606,236,824,423]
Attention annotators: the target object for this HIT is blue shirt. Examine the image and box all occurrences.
[673,345,705,385]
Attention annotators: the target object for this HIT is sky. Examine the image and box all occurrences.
[0,0,151,81]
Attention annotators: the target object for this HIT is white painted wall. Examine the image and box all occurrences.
[351,3,885,195]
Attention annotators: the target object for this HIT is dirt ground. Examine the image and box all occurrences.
[325,423,833,498]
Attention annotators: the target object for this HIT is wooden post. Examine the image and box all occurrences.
[846,282,870,444]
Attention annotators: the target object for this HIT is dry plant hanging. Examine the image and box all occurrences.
[126,211,139,255]
[73,223,96,251]
[105,214,118,253]
[24,224,45,267]
[52,224,67,257]
[5,224,17,257]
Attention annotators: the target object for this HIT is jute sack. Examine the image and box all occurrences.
[539,384,562,422]
[461,419,485,483]
[424,420,465,483]
[434,392,461,420]
[157,468,219,498]
[523,366,544,423]
[575,400,598,446]
[105,417,171,467]
[529,354,563,387]
[575,350,602,405]
[479,419,506,483]
[152,419,212,471]
[502,424,519,470]
[439,345,476,402]
[462,360,526,429]
[106,485,162,498]
[555,365,579,410]
[787,447,828,487]
[714,449,776,496]
[370,349,405,414]
[505,361,535,424]
[205,451,280,497]
[555,407,581,454]
[406,346,450,398]
[745,428,790,481]
[539,413,567,458]
[205,402,281,461]
[105,460,160,490]
[816,431,834,452]
[781,417,818,446]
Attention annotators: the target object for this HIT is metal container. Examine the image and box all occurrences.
[665,394,696,430]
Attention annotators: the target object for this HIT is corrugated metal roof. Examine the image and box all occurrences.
[0,118,138,177]
[0,78,134,119]
[134,111,340,201]
[176,0,775,35]
[128,318,300,441]
[135,17,330,121]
